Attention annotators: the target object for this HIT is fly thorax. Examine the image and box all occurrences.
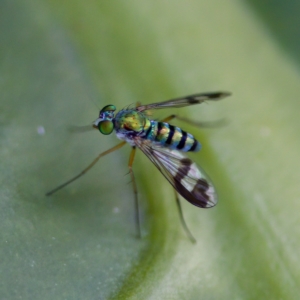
[114,110,147,136]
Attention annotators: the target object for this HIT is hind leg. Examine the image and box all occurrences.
[174,191,196,243]
[160,114,226,128]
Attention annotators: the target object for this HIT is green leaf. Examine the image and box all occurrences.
[1,0,300,299]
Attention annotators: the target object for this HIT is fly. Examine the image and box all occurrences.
[46,91,231,242]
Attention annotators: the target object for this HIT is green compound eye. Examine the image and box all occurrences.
[98,120,114,135]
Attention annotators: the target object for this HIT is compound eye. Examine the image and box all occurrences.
[98,120,114,135]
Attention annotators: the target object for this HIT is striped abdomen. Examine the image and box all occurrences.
[144,121,201,152]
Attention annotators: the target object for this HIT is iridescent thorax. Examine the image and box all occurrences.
[114,110,151,135]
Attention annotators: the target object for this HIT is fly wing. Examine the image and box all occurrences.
[135,139,217,208]
[136,91,230,112]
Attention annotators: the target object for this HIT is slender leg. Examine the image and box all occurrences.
[174,191,196,243]
[161,114,226,128]
[46,141,126,196]
[128,146,141,239]
[160,114,177,123]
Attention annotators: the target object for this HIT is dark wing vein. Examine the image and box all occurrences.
[136,91,230,112]
[135,139,217,208]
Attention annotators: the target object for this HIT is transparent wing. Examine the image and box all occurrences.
[136,91,231,112]
[135,139,217,208]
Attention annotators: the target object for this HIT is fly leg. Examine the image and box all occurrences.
[46,141,126,196]
[174,191,196,243]
[160,114,226,128]
[128,146,141,238]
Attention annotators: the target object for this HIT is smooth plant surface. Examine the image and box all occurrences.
[1,0,300,299]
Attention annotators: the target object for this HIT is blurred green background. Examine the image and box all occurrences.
[1,0,300,299]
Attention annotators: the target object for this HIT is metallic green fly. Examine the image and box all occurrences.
[46,91,231,242]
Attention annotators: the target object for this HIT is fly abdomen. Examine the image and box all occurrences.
[146,121,201,152]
